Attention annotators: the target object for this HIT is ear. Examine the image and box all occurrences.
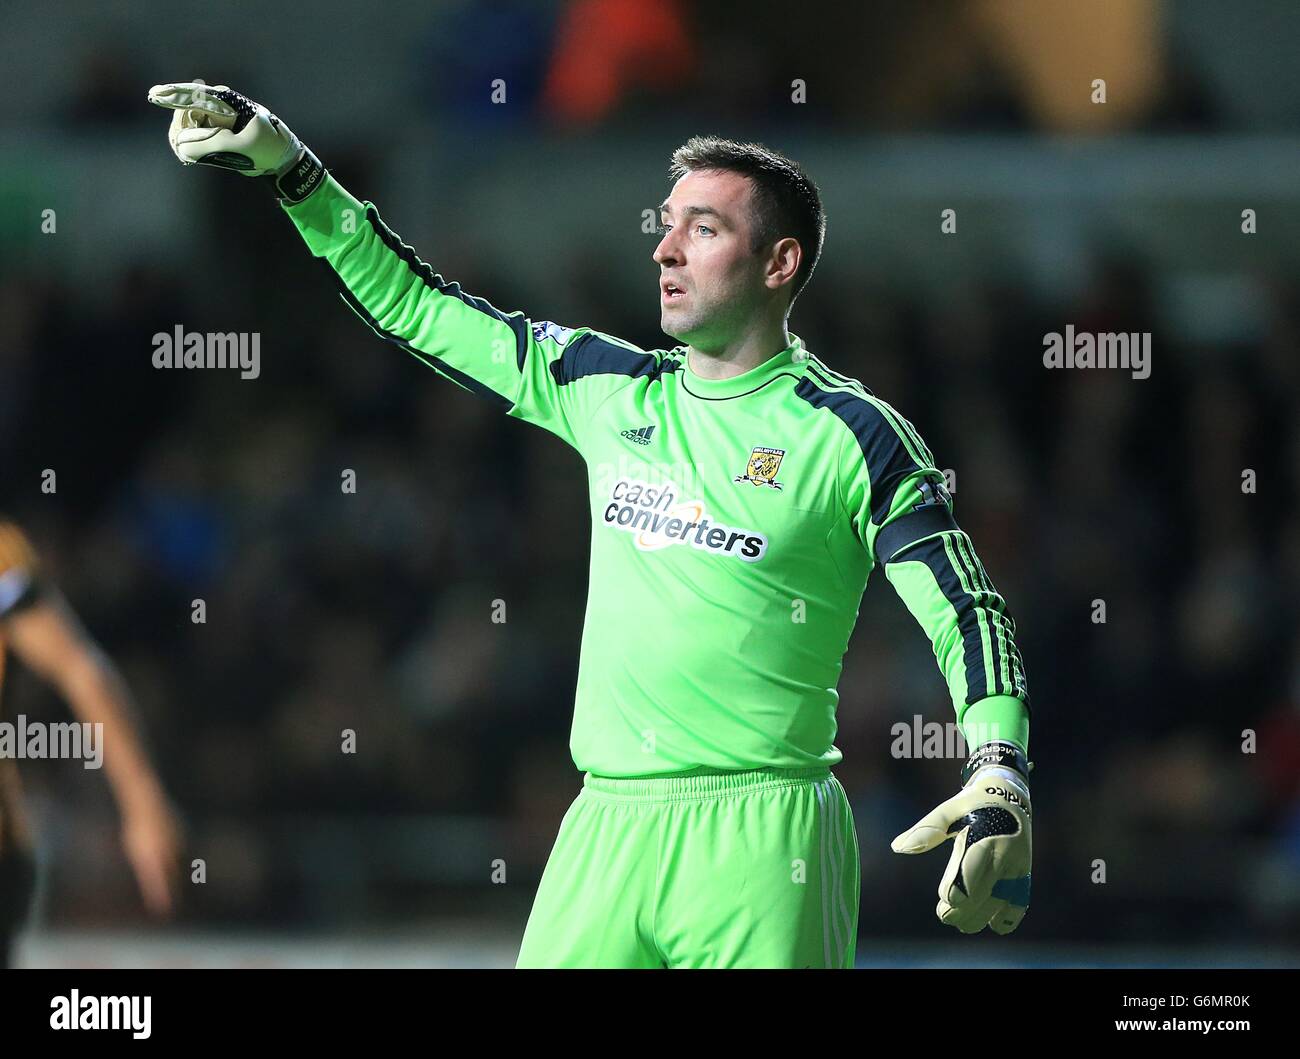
[765,236,802,293]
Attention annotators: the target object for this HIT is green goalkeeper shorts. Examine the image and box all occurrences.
[516,765,860,969]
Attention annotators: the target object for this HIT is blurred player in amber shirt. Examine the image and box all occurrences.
[0,519,183,967]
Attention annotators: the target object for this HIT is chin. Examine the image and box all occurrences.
[660,314,698,343]
[660,318,686,341]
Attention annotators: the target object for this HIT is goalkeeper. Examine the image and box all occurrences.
[149,82,1033,968]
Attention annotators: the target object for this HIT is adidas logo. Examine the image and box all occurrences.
[620,425,656,446]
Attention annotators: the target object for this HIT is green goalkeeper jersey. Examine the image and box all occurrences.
[281,174,1030,777]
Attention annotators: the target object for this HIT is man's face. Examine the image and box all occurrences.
[653,169,770,349]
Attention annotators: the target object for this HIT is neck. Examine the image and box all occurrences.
[687,315,792,381]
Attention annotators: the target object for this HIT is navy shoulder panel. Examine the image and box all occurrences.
[549,332,681,388]
[794,373,925,526]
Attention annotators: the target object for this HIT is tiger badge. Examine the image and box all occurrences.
[735,446,786,490]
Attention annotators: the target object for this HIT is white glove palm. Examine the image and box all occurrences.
[148,82,299,174]
[148,81,324,202]
[891,765,1032,934]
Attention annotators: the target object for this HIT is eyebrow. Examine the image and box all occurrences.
[658,203,726,222]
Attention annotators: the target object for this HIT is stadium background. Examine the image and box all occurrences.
[1,0,1298,967]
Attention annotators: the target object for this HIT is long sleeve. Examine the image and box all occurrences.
[840,396,1030,754]
[279,173,661,455]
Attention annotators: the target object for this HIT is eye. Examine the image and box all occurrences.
[658,222,672,235]
[696,224,714,236]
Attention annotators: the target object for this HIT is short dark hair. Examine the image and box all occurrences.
[668,135,826,306]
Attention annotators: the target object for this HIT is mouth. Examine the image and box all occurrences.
[661,280,687,304]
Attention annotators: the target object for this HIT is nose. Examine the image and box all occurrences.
[652,228,682,268]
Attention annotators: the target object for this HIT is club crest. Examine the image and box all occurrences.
[735,446,786,490]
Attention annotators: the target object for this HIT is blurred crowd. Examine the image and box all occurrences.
[41,0,1238,137]
[2,233,1297,944]
[1,0,1298,951]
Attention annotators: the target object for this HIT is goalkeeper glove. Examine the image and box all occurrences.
[146,81,325,203]
[891,740,1033,934]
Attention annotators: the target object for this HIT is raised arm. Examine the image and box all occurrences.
[149,81,661,453]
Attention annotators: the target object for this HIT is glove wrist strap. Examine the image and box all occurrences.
[273,146,326,204]
[961,740,1032,787]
